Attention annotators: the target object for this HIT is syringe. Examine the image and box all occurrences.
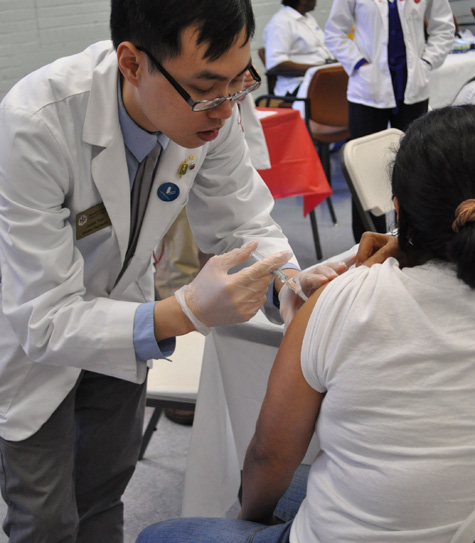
[251,250,308,302]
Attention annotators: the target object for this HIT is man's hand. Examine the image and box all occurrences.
[356,232,405,267]
[175,241,292,334]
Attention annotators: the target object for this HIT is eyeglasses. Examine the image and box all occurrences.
[136,46,261,112]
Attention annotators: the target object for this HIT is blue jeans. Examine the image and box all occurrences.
[136,518,292,543]
[136,465,310,543]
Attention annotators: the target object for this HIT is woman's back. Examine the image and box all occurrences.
[293,258,475,543]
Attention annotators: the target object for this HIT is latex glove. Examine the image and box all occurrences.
[279,255,356,330]
[175,241,292,335]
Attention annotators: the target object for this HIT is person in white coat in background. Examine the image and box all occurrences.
[263,0,334,97]
[324,0,454,242]
[0,1,352,541]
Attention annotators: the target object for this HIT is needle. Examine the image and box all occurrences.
[251,250,308,302]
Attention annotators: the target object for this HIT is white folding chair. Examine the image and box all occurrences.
[139,331,205,460]
[340,128,404,232]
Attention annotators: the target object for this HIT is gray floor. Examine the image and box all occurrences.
[0,153,354,543]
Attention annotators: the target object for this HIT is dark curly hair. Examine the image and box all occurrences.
[392,105,475,287]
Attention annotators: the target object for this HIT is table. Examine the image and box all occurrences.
[256,108,332,217]
[181,312,320,518]
[182,246,357,518]
[429,51,475,108]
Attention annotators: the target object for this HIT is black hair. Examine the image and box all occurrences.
[282,0,301,8]
[391,105,475,288]
[110,0,255,63]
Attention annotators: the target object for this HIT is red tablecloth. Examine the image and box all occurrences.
[256,107,332,216]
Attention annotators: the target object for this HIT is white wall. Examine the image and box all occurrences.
[450,0,475,27]
[0,0,110,99]
[1,0,463,99]
[0,0,337,100]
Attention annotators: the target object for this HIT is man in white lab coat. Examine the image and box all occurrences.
[0,1,349,541]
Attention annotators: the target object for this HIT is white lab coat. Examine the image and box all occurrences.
[324,0,454,108]
[0,41,292,441]
[238,95,271,170]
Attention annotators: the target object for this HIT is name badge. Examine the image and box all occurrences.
[76,203,112,240]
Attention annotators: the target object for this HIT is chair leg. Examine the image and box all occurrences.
[139,405,163,460]
[309,210,323,261]
[326,197,338,226]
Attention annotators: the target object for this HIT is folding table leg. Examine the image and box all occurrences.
[309,210,323,261]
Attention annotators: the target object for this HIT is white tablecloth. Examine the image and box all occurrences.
[429,51,475,108]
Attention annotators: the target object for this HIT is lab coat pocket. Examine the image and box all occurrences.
[350,63,374,102]
[411,57,431,97]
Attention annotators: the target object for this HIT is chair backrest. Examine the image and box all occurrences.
[307,65,349,127]
[257,47,277,95]
[340,128,404,230]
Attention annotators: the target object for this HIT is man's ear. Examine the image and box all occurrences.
[117,42,145,88]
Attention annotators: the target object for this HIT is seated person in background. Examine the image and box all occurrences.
[136,105,475,542]
[263,0,334,96]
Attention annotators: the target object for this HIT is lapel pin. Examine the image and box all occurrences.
[178,159,189,178]
[178,155,197,178]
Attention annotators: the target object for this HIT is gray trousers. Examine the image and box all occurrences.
[0,370,147,543]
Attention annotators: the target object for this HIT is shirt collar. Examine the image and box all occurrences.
[117,77,170,163]
[282,5,307,21]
